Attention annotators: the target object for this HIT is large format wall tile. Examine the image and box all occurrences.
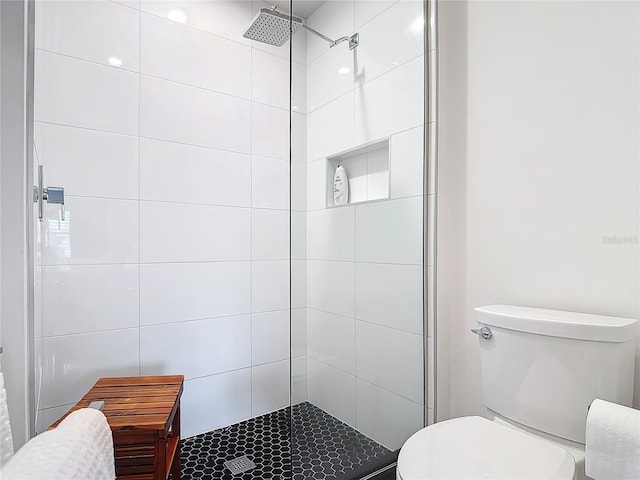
[355,263,423,334]
[40,264,139,337]
[390,126,424,199]
[40,0,140,70]
[37,123,138,200]
[38,328,139,409]
[140,315,251,379]
[36,51,139,135]
[307,207,355,261]
[306,260,355,318]
[356,379,423,450]
[252,310,290,365]
[251,360,290,416]
[355,55,424,144]
[307,357,356,427]
[140,262,251,325]
[252,209,289,261]
[307,92,355,162]
[252,260,290,313]
[141,12,251,98]
[140,201,251,263]
[140,75,251,152]
[356,1,424,85]
[181,369,252,438]
[355,321,423,404]
[252,49,289,109]
[251,103,289,160]
[140,138,251,207]
[307,46,354,113]
[252,156,289,210]
[307,309,355,375]
[139,0,252,45]
[41,196,139,266]
[355,196,423,265]
[306,0,355,64]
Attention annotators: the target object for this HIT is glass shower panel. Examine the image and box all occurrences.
[291,0,427,477]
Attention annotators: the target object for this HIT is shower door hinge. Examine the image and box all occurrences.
[34,165,65,221]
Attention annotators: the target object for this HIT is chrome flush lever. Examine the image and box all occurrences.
[34,165,65,221]
[471,326,493,340]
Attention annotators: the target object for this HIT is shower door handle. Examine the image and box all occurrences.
[34,165,65,221]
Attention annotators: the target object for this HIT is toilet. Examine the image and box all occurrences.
[397,305,638,480]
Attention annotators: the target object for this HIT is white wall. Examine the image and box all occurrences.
[33,0,305,438]
[303,0,426,450]
[438,0,640,419]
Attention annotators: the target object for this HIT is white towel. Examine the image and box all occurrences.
[585,398,640,480]
[0,408,115,480]
[0,370,14,466]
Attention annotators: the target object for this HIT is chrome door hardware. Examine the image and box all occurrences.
[471,325,493,340]
[33,165,65,221]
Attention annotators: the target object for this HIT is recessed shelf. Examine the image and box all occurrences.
[326,139,390,208]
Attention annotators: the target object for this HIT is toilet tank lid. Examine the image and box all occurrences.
[475,305,638,342]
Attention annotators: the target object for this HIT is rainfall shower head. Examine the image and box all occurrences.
[243,8,303,47]
[244,6,359,50]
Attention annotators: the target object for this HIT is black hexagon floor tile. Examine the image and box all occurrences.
[178,402,394,479]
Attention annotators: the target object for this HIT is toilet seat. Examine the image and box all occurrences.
[397,416,576,480]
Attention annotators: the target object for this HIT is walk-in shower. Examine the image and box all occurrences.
[27,0,430,478]
[244,6,359,50]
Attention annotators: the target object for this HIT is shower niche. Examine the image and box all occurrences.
[326,138,390,207]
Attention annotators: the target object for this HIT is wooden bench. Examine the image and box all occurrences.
[51,375,184,480]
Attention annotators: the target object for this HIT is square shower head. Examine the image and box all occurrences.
[243,8,303,47]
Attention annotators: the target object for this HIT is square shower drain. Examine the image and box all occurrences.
[224,455,256,475]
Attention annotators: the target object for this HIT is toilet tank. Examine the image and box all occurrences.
[475,305,638,445]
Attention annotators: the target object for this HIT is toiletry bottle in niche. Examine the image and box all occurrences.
[334,165,349,206]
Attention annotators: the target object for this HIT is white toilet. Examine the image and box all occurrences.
[397,305,638,480]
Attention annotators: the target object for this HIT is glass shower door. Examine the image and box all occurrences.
[290,0,427,477]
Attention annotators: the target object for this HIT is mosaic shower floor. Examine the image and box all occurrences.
[179,402,395,480]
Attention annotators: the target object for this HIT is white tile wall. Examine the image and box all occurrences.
[251,360,290,416]
[139,138,252,207]
[307,309,356,375]
[41,196,139,266]
[305,0,426,449]
[252,310,290,365]
[40,0,140,70]
[307,260,355,317]
[140,315,252,379]
[307,207,355,261]
[36,51,139,135]
[140,202,251,263]
[307,357,356,427]
[181,369,252,438]
[252,260,290,313]
[140,75,251,152]
[356,379,423,450]
[40,265,139,337]
[356,321,424,403]
[140,12,252,98]
[140,262,251,325]
[307,92,355,162]
[38,329,139,409]
[35,0,304,436]
[355,196,423,265]
[355,263,423,334]
[37,123,138,200]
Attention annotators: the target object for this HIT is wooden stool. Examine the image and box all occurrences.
[51,375,184,480]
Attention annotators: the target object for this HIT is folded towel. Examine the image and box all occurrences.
[585,398,640,480]
[1,408,115,480]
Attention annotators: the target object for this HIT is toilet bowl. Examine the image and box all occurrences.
[397,305,638,480]
[396,416,575,480]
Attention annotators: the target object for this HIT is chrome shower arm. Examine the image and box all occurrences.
[301,24,334,45]
[301,24,359,50]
